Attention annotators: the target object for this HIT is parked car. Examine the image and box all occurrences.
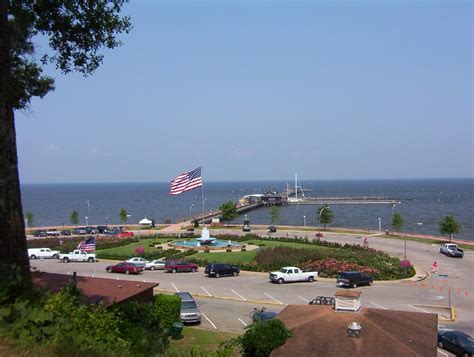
[33,230,48,237]
[176,292,201,324]
[85,227,97,234]
[250,307,277,323]
[125,257,148,266]
[46,229,61,237]
[60,229,71,236]
[204,263,240,278]
[28,248,60,259]
[315,232,323,238]
[96,225,107,233]
[165,260,199,273]
[267,225,277,233]
[106,262,143,275]
[145,259,166,270]
[242,224,251,232]
[59,250,96,263]
[269,266,318,284]
[337,271,373,288]
[440,243,464,258]
[72,227,87,235]
[116,231,134,238]
[105,228,120,236]
[438,330,474,356]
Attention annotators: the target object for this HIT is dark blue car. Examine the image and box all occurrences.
[438,330,474,357]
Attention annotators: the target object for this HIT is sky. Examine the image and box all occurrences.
[15,0,473,183]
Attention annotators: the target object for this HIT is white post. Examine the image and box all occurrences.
[295,173,298,201]
[378,217,382,232]
[303,215,306,227]
[85,216,89,226]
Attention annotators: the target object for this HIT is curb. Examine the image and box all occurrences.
[154,288,286,306]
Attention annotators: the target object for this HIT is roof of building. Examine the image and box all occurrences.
[272,305,437,357]
[335,290,362,298]
[32,272,159,306]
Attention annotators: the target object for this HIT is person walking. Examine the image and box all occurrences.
[432,261,439,274]
[363,237,369,248]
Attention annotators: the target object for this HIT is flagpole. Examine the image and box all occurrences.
[201,166,205,227]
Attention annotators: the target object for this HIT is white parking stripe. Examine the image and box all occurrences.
[171,283,179,292]
[437,348,449,357]
[231,289,247,301]
[298,296,309,303]
[238,318,248,327]
[201,286,212,296]
[202,313,218,330]
[408,305,429,313]
[264,292,283,305]
[371,302,388,310]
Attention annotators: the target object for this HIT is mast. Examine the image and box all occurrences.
[295,173,298,201]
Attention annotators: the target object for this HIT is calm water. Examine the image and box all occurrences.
[21,179,473,241]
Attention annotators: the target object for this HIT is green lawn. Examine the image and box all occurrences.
[98,237,176,255]
[169,327,238,354]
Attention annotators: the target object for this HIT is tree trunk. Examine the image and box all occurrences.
[0,0,31,283]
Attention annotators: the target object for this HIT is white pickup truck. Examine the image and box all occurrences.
[269,266,318,284]
[28,248,60,259]
[439,243,464,258]
[59,250,96,263]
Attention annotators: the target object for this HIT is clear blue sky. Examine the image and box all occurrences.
[15,0,472,183]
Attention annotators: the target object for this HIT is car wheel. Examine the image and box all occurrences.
[308,276,315,282]
[172,268,177,274]
[107,268,112,273]
[150,266,155,271]
[352,282,357,288]
[278,278,284,284]
[437,341,443,349]
[233,271,238,277]
[63,257,69,263]
[215,272,220,278]
[30,255,36,260]
[53,254,59,259]
[368,281,373,286]
[125,270,130,275]
[88,257,94,263]
[192,268,197,273]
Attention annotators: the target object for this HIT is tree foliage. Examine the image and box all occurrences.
[119,208,128,223]
[439,216,461,242]
[317,205,333,229]
[219,201,238,225]
[237,319,292,357]
[69,210,79,225]
[25,211,34,227]
[391,213,404,232]
[270,206,279,224]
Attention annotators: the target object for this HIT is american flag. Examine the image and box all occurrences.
[169,167,203,195]
[77,236,96,253]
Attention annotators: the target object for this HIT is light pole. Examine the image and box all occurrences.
[318,206,329,231]
[303,215,306,227]
[190,204,194,215]
[202,199,207,226]
[85,216,89,226]
[378,217,382,232]
[24,218,28,229]
[105,216,108,227]
[392,201,401,214]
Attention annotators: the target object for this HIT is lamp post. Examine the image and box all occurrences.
[85,216,89,226]
[190,204,194,215]
[392,201,401,214]
[318,206,329,231]
[105,216,108,227]
[303,215,306,227]
[378,217,382,232]
[24,218,28,229]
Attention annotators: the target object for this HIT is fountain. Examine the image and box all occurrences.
[170,227,242,250]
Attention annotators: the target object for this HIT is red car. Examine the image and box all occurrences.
[106,262,143,275]
[115,231,134,238]
[165,260,199,273]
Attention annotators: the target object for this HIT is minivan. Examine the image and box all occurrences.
[204,263,240,278]
[175,292,201,324]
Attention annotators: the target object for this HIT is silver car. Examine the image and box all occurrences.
[176,292,201,324]
[125,257,149,267]
[145,259,166,270]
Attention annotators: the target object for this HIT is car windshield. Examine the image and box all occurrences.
[181,301,197,309]
[279,268,288,274]
[458,335,474,346]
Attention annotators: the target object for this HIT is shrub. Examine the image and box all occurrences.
[226,248,232,253]
[154,294,181,329]
[135,246,145,256]
[237,319,292,357]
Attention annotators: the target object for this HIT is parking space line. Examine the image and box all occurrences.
[238,318,248,327]
[298,296,309,303]
[371,302,388,310]
[231,289,247,301]
[201,286,212,296]
[171,283,179,292]
[408,305,429,313]
[264,293,283,305]
[437,348,448,357]
[202,313,218,330]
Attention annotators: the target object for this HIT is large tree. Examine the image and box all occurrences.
[119,208,128,224]
[0,1,131,288]
[219,201,238,226]
[317,205,333,229]
[391,213,404,233]
[439,216,461,242]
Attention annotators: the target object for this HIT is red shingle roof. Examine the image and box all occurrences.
[272,305,437,357]
[32,272,158,306]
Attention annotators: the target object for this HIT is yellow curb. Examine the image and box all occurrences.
[451,307,458,322]
[153,288,286,306]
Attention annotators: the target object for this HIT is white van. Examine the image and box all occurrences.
[27,248,60,259]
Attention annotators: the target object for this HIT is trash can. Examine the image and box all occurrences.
[171,322,183,339]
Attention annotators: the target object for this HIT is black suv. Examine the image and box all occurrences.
[337,271,373,288]
[204,263,240,278]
